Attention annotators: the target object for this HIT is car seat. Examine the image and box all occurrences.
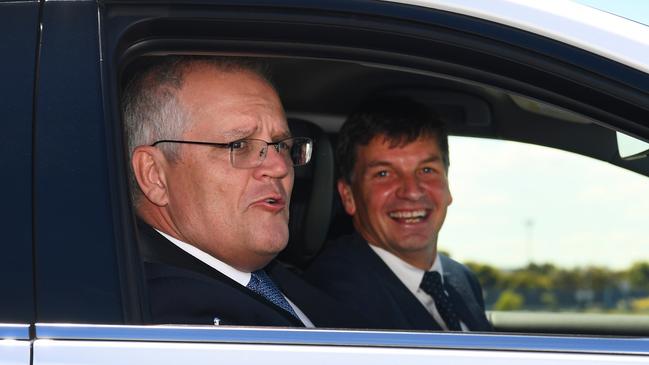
[280,119,335,270]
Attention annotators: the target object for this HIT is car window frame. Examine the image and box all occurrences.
[92,0,649,348]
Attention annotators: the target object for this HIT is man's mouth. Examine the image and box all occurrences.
[265,198,278,204]
[388,209,429,224]
[251,194,287,212]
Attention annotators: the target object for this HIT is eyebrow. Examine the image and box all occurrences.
[222,127,257,141]
[421,156,443,164]
[272,130,293,141]
[366,160,393,169]
[221,127,292,142]
[366,155,442,168]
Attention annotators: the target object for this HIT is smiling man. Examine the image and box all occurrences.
[305,97,492,331]
[123,56,354,327]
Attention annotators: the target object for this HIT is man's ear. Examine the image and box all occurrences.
[448,187,453,206]
[337,179,356,216]
[131,146,170,207]
[446,174,453,206]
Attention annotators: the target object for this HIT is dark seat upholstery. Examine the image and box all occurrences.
[279,119,335,270]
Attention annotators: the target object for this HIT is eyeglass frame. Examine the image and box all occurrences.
[150,136,313,169]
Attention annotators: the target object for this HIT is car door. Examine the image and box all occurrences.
[0,0,38,364]
[30,0,649,364]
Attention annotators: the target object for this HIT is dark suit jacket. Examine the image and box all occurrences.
[137,222,362,328]
[304,232,493,331]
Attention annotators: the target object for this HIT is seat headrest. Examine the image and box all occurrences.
[280,119,334,269]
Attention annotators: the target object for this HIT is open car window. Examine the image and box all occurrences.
[441,135,649,335]
[102,0,649,353]
[119,54,649,337]
[271,53,649,337]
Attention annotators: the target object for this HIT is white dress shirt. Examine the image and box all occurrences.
[156,229,314,327]
[369,244,468,331]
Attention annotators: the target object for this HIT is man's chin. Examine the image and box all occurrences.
[255,230,289,254]
[393,233,436,251]
[246,216,289,250]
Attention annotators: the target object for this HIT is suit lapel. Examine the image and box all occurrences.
[440,255,486,331]
[353,234,442,330]
[268,261,366,328]
[137,221,304,327]
[138,221,228,281]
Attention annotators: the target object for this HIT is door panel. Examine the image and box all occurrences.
[32,324,649,364]
[0,0,37,324]
[0,324,31,365]
[34,0,123,324]
[32,340,649,365]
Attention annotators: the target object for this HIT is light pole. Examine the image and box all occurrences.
[525,218,535,265]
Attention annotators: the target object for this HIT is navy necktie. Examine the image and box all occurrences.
[420,271,462,331]
[247,269,299,320]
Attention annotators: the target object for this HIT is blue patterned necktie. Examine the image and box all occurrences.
[247,269,299,320]
[420,271,462,331]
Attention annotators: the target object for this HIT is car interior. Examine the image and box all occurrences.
[270,57,649,336]
[120,53,649,337]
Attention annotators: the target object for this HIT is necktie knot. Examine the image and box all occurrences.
[421,271,444,291]
[420,271,462,331]
[247,270,299,320]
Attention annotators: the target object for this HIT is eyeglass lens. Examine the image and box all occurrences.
[230,138,312,168]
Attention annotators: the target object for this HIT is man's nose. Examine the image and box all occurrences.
[396,175,424,200]
[255,145,291,178]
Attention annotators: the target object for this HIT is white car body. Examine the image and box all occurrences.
[394,0,649,73]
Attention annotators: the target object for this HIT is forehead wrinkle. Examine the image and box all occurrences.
[222,126,258,140]
[213,99,286,140]
[179,69,283,139]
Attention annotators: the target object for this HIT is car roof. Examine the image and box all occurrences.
[388,0,649,74]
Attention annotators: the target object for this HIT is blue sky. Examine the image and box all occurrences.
[437,1,649,270]
[575,0,649,25]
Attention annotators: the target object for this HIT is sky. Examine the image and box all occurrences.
[436,1,649,270]
[438,137,649,270]
[575,0,649,25]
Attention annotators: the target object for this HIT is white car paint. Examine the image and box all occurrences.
[32,340,649,365]
[0,340,30,365]
[388,0,649,74]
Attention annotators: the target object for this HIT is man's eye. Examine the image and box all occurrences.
[230,140,249,150]
[422,167,434,174]
[277,141,291,151]
[376,170,389,178]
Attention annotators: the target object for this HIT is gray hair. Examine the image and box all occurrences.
[122,56,270,206]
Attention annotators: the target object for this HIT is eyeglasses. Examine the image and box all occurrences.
[151,136,313,169]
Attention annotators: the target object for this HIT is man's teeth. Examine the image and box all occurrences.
[389,210,427,219]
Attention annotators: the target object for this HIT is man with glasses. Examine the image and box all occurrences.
[123,56,349,327]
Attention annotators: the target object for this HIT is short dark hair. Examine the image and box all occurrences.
[336,97,449,183]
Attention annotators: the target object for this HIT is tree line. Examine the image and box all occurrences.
[464,261,649,313]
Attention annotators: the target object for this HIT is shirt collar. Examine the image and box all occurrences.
[155,229,251,286]
[369,244,444,293]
